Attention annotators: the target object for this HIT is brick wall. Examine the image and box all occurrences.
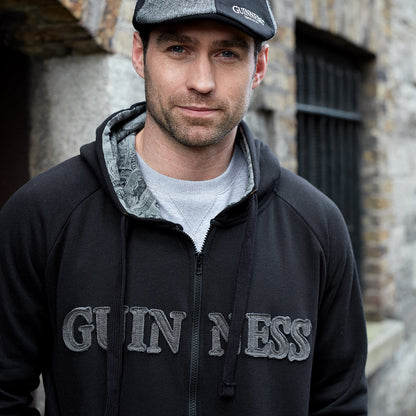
[255,0,395,322]
[256,1,416,414]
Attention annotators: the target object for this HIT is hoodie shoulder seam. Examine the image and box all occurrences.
[46,185,102,262]
[272,185,328,263]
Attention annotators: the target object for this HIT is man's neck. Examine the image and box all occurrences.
[135,120,237,181]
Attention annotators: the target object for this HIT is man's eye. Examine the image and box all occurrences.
[220,50,237,59]
[169,45,185,54]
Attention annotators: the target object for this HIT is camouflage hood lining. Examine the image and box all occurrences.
[100,102,255,219]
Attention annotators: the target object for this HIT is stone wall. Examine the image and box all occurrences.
[385,0,416,329]
[254,1,416,414]
[367,0,416,414]
[29,52,144,177]
[27,0,143,176]
[112,0,136,56]
[258,0,395,322]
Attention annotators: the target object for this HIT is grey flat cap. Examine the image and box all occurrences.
[132,0,277,41]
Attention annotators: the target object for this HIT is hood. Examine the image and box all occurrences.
[80,101,282,221]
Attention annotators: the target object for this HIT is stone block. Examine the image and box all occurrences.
[364,196,392,211]
[366,319,405,377]
[363,229,390,244]
[58,0,85,20]
[29,53,144,176]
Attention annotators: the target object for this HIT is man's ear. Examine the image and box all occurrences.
[252,44,269,90]
[132,31,145,79]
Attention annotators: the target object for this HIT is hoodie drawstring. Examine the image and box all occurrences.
[221,193,258,398]
[102,193,257,409]
[104,215,129,416]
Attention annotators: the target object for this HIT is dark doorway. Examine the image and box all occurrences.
[0,45,30,208]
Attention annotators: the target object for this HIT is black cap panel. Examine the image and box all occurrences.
[132,0,277,41]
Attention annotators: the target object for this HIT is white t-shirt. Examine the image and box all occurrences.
[137,144,248,251]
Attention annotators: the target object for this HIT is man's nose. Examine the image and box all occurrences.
[186,55,216,94]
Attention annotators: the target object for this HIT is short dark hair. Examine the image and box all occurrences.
[139,29,263,62]
[139,29,151,57]
[253,39,263,60]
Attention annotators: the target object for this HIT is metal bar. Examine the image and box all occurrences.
[318,57,326,107]
[295,51,305,103]
[339,120,346,211]
[307,115,319,187]
[328,62,336,108]
[306,54,316,105]
[353,70,361,112]
[296,103,362,121]
[336,66,344,110]
[329,117,337,197]
[297,113,306,177]
[319,116,328,194]
[345,68,353,111]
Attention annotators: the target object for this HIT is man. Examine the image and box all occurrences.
[0,1,368,415]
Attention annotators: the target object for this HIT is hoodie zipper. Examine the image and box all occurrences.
[188,252,203,416]
[173,223,209,416]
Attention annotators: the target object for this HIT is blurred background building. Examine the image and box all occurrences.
[1,0,416,414]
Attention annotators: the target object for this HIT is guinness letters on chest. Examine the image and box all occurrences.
[62,306,312,362]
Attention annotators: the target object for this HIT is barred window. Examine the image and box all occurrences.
[296,25,363,269]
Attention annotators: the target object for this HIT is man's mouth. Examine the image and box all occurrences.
[177,106,219,117]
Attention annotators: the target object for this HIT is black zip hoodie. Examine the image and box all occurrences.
[0,102,367,415]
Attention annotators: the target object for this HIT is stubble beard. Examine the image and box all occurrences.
[143,67,251,149]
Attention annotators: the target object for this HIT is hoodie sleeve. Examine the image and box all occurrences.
[309,202,368,415]
[0,185,51,415]
[0,154,100,416]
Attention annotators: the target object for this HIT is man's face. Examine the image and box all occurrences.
[132,19,268,149]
